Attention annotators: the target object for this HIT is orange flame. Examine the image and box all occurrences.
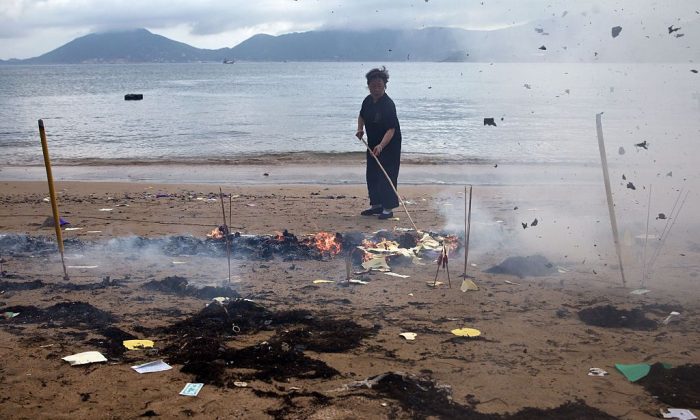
[314,231,342,256]
[207,226,224,239]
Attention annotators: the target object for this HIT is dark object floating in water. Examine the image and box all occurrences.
[483,118,497,126]
[627,182,636,190]
[124,94,143,101]
[618,146,625,155]
[638,363,700,408]
[484,255,556,278]
[611,26,622,38]
[622,174,627,180]
[531,218,538,226]
[538,45,547,50]
[657,213,667,220]
[691,69,698,74]
[577,305,657,330]
[522,222,528,229]
[635,140,648,149]
[668,25,681,34]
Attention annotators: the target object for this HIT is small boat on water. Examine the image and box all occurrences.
[223,58,235,64]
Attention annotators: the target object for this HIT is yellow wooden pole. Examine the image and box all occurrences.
[38,119,69,280]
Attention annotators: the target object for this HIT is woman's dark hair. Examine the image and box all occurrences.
[366,66,389,85]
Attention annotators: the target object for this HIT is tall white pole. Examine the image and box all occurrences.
[596,113,626,287]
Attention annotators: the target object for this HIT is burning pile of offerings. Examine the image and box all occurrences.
[207,226,460,269]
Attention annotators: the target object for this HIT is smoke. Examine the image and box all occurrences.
[58,235,241,286]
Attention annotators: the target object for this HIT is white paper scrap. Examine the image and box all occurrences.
[98,208,113,212]
[661,408,697,420]
[630,289,651,295]
[62,351,107,366]
[588,367,608,377]
[384,272,409,278]
[64,227,83,231]
[131,360,172,374]
[66,265,99,269]
[348,279,369,285]
[179,383,204,396]
[399,332,417,341]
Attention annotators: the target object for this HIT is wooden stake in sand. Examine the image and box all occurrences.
[38,119,69,281]
[219,188,231,284]
[595,113,626,287]
[355,136,419,232]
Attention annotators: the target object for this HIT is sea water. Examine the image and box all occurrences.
[1,62,698,169]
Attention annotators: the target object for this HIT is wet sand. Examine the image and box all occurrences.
[0,180,699,419]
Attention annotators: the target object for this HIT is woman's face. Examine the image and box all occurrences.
[368,78,386,99]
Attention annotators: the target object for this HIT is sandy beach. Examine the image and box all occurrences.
[1,179,699,419]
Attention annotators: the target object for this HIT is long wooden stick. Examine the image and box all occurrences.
[38,119,69,281]
[595,113,626,287]
[219,187,231,284]
[356,136,419,232]
[228,193,232,284]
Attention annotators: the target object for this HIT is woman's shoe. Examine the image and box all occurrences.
[377,211,394,219]
[361,207,383,216]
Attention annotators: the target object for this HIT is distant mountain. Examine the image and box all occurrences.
[21,28,233,64]
[3,20,698,64]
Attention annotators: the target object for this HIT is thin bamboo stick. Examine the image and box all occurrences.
[595,113,626,287]
[38,119,69,281]
[356,136,419,232]
[219,187,231,285]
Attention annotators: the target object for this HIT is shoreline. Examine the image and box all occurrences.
[0,161,604,186]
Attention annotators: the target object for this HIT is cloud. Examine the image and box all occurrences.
[1,0,699,59]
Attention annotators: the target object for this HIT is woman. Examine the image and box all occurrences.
[356,66,402,220]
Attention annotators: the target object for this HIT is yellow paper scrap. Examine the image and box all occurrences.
[313,279,334,284]
[451,328,481,337]
[362,256,391,272]
[460,279,479,292]
[123,340,155,350]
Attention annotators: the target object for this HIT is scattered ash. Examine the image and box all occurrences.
[484,255,557,278]
[54,276,125,292]
[355,372,478,419]
[0,234,85,256]
[143,276,240,300]
[266,391,334,420]
[0,279,45,291]
[638,363,700,408]
[341,373,616,419]
[86,326,139,358]
[577,305,657,330]
[156,300,373,385]
[507,400,617,419]
[1,301,116,330]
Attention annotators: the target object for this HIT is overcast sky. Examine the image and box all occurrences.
[1,0,698,59]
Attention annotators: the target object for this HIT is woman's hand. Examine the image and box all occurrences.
[372,144,383,156]
[355,130,364,140]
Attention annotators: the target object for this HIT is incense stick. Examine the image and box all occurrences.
[647,190,689,271]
